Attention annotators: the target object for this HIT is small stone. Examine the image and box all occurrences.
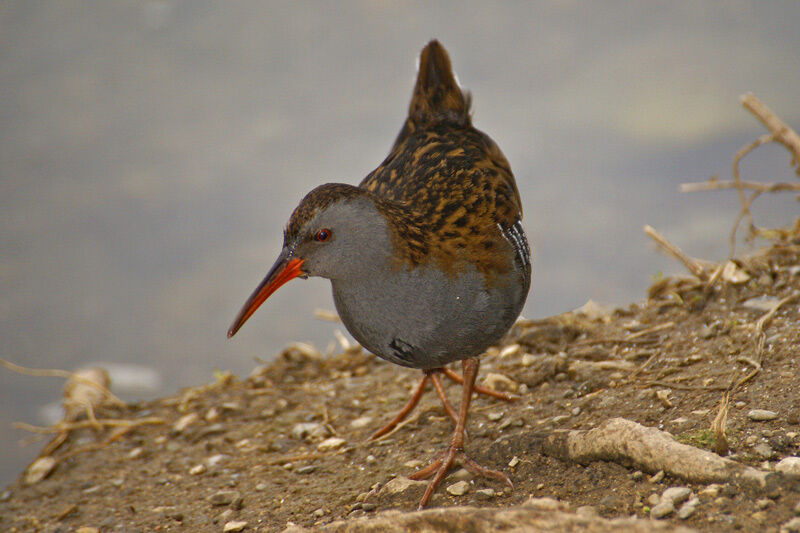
[649,470,665,483]
[362,502,376,512]
[699,484,721,499]
[209,490,240,506]
[189,464,206,475]
[776,457,800,476]
[508,456,520,468]
[753,443,774,459]
[650,500,675,519]
[524,497,564,511]
[499,343,521,358]
[451,468,472,481]
[128,447,144,459]
[365,454,376,464]
[475,488,496,500]
[782,517,800,533]
[207,454,226,467]
[482,372,518,392]
[404,459,424,468]
[255,483,268,491]
[661,486,692,505]
[677,498,698,520]
[291,422,330,441]
[25,456,57,485]
[350,416,373,429]
[575,505,598,517]
[756,498,773,509]
[76,528,100,533]
[312,508,325,518]
[487,412,504,421]
[173,413,199,433]
[748,409,778,421]
[751,510,768,522]
[521,354,537,366]
[296,465,316,474]
[205,407,220,422]
[223,521,247,532]
[745,435,760,446]
[551,414,570,424]
[631,471,643,480]
[571,407,582,416]
[648,493,661,506]
[316,437,346,451]
[378,476,428,499]
[447,480,470,496]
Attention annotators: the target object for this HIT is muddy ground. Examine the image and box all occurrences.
[1,244,799,532]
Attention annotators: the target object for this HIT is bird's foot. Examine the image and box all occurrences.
[368,366,518,442]
[408,445,512,509]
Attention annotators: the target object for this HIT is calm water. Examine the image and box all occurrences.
[2,2,799,485]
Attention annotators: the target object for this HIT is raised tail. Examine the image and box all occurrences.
[407,40,471,127]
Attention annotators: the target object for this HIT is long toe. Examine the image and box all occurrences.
[408,445,510,509]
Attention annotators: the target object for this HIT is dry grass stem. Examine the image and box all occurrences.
[643,225,709,279]
[0,358,125,407]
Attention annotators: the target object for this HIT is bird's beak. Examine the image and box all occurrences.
[227,250,305,338]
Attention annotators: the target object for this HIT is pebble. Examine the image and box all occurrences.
[209,490,240,506]
[378,476,428,498]
[255,483,268,491]
[173,413,199,433]
[24,457,56,485]
[451,468,472,481]
[631,471,643,480]
[316,437,346,451]
[650,501,675,519]
[127,447,144,459]
[350,416,373,429]
[776,457,800,476]
[482,372,518,392]
[575,505,598,517]
[508,456,520,468]
[699,484,721,499]
[296,465,317,475]
[661,486,692,506]
[365,454,376,464]
[551,415,570,424]
[476,488,496,500]
[748,409,778,421]
[207,454,227,467]
[753,443,774,459]
[189,464,206,475]
[756,498,773,510]
[291,422,330,441]
[362,503,376,512]
[677,498,699,520]
[312,508,325,518]
[571,407,582,416]
[223,521,247,532]
[649,470,665,483]
[783,517,800,533]
[648,493,661,506]
[446,480,470,496]
[487,411,504,421]
[521,354,537,366]
[404,460,424,468]
[76,528,100,533]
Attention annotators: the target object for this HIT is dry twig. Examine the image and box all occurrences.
[643,225,709,279]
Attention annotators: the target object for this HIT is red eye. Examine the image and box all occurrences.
[314,228,331,242]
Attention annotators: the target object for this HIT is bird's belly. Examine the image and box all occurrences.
[331,265,526,369]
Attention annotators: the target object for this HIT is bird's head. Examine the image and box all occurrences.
[227,183,391,337]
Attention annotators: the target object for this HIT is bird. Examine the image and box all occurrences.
[228,40,531,509]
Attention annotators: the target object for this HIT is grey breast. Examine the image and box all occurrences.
[331,260,527,370]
